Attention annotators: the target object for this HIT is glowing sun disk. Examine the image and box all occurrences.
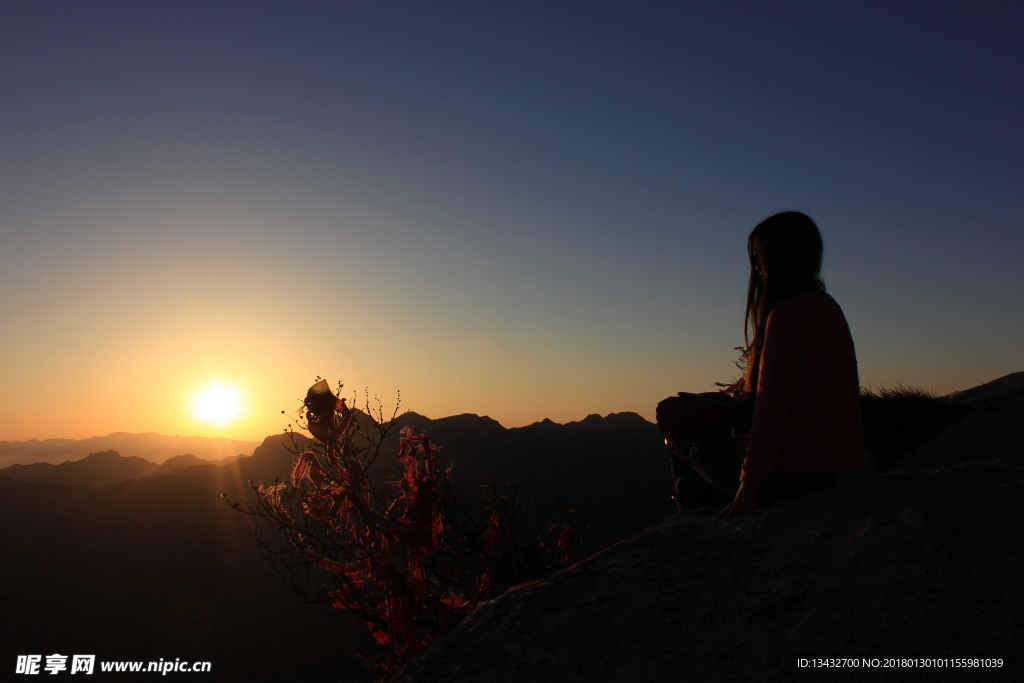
[191,382,243,427]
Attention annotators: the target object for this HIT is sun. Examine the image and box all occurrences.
[191,382,244,427]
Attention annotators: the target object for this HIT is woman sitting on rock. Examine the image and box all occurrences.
[656,211,863,517]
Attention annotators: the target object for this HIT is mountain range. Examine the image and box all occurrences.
[0,410,671,681]
[0,432,259,467]
[0,451,243,488]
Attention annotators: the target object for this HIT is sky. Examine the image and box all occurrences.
[1,1,1021,442]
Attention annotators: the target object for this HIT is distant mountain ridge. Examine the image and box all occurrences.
[0,432,259,467]
[365,409,670,552]
[0,450,239,487]
[0,411,670,552]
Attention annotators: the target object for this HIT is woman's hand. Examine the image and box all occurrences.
[715,481,757,518]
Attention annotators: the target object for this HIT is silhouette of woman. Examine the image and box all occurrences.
[656,211,863,517]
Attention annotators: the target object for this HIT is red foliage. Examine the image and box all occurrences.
[256,379,579,679]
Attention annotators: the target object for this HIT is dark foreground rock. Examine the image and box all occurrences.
[397,378,1024,682]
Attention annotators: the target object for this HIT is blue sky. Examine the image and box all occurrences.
[1,1,1021,440]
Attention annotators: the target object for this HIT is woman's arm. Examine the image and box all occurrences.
[717,299,807,516]
[740,301,806,487]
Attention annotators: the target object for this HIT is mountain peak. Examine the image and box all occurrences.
[82,450,125,462]
[160,453,207,469]
[431,413,506,430]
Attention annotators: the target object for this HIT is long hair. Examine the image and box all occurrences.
[744,211,825,393]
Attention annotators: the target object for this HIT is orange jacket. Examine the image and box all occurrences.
[740,292,864,487]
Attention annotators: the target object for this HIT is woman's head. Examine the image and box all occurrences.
[744,211,826,390]
[747,211,823,292]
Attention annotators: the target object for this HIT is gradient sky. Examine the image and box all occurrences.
[1,1,1021,442]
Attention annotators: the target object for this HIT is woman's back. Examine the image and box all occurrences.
[740,291,863,487]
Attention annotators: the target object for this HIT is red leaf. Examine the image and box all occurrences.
[290,450,323,487]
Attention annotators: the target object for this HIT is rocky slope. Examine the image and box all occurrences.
[397,374,1024,682]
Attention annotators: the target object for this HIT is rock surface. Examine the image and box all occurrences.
[397,375,1024,682]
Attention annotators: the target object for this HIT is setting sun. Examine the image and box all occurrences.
[191,382,244,427]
